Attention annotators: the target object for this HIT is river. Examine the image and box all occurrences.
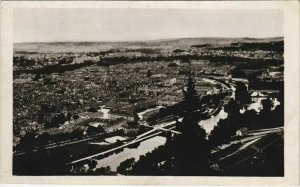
[199,92,280,135]
[93,90,279,172]
[94,107,229,171]
[199,108,228,135]
[95,136,166,171]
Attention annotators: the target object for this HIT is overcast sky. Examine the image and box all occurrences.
[14,8,283,43]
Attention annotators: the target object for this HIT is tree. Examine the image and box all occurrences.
[36,132,51,147]
[146,69,152,77]
[209,118,233,147]
[70,129,84,139]
[127,121,139,129]
[259,97,275,128]
[173,74,211,175]
[87,107,98,113]
[32,73,41,81]
[235,82,251,105]
[56,113,66,125]
[117,158,136,175]
[209,99,242,148]
[231,68,246,78]
[168,62,178,67]
[261,97,274,114]
[19,132,36,151]
[173,49,185,53]
[73,114,79,120]
[86,126,105,136]
[87,159,97,170]
[181,75,200,116]
[67,112,72,121]
[224,98,240,117]
[241,109,259,130]
[94,166,113,175]
[133,112,140,122]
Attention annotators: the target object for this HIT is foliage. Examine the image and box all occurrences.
[86,126,105,136]
[19,131,36,151]
[13,147,70,175]
[172,75,212,175]
[235,82,251,105]
[127,121,139,129]
[146,69,152,77]
[36,132,51,147]
[87,107,98,113]
[209,99,241,148]
[117,158,136,175]
[167,62,178,67]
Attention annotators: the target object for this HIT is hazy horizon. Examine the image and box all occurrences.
[14,36,284,44]
[14,9,283,43]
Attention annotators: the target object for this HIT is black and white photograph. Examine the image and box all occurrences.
[0,1,299,185]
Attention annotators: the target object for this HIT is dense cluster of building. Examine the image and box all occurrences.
[13,60,224,145]
[13,41,284,149]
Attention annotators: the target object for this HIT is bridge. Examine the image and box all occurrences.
[248,90,280,93]
[137,121,181,141]
[68,120,181,165]
[139,124,181,138]
[157,127,181,135]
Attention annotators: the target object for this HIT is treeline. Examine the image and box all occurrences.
[191,44,211,48]
[14,53,283,76]
[146,92,228,124]
[14,60,94,75]
[14,56,75,67]
[99,54,283,66]
[13,129,123,175]
[118,80,283,176]
[211,41,284,53]
[84,48,161,57]
[112,93,284,176]
[209,96,283,148]
[248,79,284,90]
[15,128,86,152]
[15,125,106,152]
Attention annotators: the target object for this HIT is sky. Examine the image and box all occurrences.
[14,8,283,43]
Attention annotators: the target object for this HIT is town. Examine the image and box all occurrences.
[13,37,284,176]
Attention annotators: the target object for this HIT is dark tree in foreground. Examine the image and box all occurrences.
[235,82,251,105]
[261,97,274,114]
[19,132,36,151]
[13,147,70,175]
[209,99,241,148]
[36,132,51,147]
[259,97,278,129]
[173,75,211,175]
[182,75,200,113]
[240,109,259,130]
[117,158,136,175]
[126,75,212,176]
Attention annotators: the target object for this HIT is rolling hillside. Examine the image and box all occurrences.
[14,37,283,53]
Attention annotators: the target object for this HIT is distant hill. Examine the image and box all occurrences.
[14,37,283,53]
